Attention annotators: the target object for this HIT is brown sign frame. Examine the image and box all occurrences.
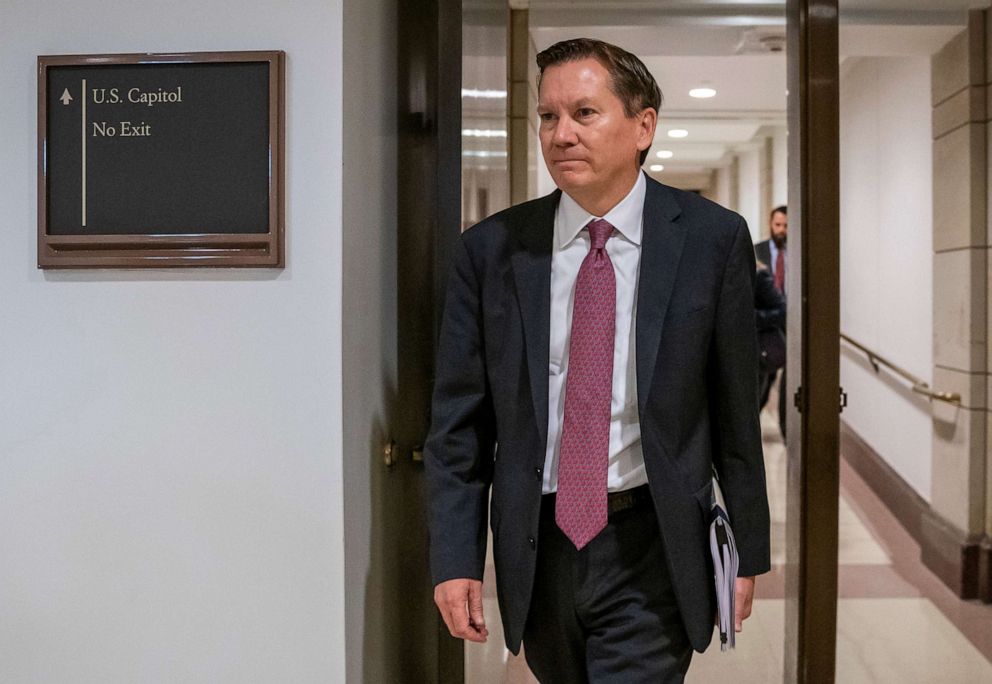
[37,50,285,269]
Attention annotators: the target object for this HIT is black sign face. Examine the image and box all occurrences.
[46,61,269,235]
[38,52,284,268]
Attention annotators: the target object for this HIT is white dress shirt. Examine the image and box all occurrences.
[543,172,648,494]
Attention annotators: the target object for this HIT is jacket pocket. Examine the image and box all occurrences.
[693,479,714,519]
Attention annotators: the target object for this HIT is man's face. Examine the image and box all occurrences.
[770,211,787,246]
[537,58,655,209]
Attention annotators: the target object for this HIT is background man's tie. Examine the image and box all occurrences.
[774,248,786,293]
[555,219,615,550]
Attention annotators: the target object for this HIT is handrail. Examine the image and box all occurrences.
[840,333,961,406]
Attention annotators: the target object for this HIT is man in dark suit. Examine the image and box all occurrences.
[754,206,788,439]
[753,206,787,284]
[426,38,770,682]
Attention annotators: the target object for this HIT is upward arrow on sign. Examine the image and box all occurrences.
[60,88,72,105]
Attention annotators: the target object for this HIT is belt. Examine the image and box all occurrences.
[607,484,652,516]
[542,484,652,517]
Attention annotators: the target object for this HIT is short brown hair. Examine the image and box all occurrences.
[536,38,663,165]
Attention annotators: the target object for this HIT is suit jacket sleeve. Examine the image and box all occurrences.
[710,217,772,577]
[424,232,497,587]
[754,240,771,271]
[754,267,785,331]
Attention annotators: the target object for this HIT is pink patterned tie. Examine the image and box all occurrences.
[555,219,615,550]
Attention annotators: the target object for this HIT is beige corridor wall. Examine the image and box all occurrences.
[736,146,762,243]
[772,126,788,212]
[341,0,399,680]
[0,1,347,681]
[839,56,934,500]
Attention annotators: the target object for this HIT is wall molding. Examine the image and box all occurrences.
[981,538,992,602]
[840,420,990,602]
[919,507,982,598]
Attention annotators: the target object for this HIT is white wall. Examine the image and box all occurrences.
[714,164,732,210]
[772,125,788,211]
[341,0,398,681]
[736,147,762,243]
[0,1,347,681]
[536,145,557,198]
[839,57,934,501]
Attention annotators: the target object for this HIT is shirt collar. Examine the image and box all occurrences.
[556,171,646,251]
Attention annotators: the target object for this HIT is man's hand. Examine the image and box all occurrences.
[434,578,489,643]
[735,576,756,632]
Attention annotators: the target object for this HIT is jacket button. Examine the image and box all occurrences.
[534,467,543,479]
[528,536,536,549]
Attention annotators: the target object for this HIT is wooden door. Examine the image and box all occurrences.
[785,0,841,681]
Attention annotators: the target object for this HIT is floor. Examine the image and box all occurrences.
[465,396,992,683]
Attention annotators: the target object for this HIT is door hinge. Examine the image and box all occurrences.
[792,387,847,413]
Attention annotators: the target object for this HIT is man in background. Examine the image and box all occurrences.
[754,205,787,439]
[754,206,787,293]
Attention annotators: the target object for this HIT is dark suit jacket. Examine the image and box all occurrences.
[754,238,772,273]
[425,177,771,655]
[755,267,785,332]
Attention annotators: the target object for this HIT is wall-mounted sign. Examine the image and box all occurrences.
[38,51,285,268]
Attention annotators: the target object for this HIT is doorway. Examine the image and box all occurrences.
[459,1,839,681]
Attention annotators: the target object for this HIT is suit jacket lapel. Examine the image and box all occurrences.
[636,179,686,418]
[511,191,559,450]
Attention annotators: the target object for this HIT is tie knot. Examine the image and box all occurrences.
[587,219,613,250]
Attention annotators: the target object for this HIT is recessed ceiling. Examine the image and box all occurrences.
[839,0,978,11]
[651,143,733,162]
[839,24,963,56]
[531,25,783,56]
[645,55,786,112]
[657,121,765,144]
[526,0,972,174]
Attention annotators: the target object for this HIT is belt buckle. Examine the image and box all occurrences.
[608,489,637,515]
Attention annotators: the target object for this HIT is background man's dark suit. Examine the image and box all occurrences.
[425,176,771,656]
[754,237,787,438]
[754,238,772,272]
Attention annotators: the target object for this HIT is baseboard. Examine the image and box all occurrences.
[840,420,989,602]
[919,508,982,599]
[980,538,992,603]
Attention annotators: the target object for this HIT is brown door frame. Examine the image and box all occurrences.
[785,0,841,681]
[397,0,464,681]
[439,1,843,681]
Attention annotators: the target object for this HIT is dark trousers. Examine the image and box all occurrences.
[759,371,774,409]
[522,491,693,683]
[760,367,787,442]
[778,367,787,441]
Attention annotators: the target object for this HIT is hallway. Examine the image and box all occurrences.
[690,398,992,683]
[468,395,992,683]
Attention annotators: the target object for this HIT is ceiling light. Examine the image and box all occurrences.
[462,128,507,138]
[461,88,507,99]
[649,164,665,172]
[668,129,688,138]
[656,150,674,159]
[689,87,716,99]
[462,150,508,158]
